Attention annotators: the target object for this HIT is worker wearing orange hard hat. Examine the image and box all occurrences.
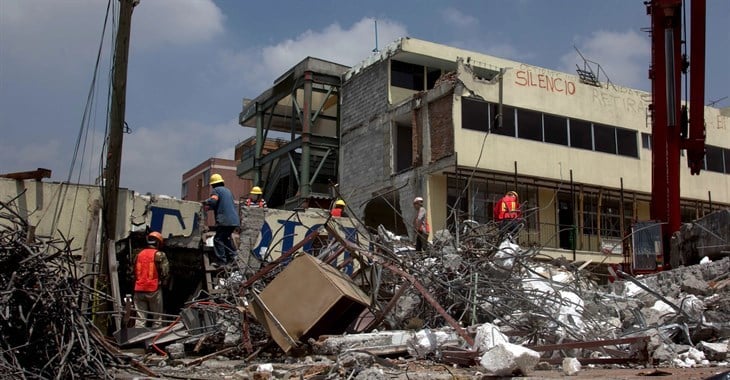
[133,231,169,328]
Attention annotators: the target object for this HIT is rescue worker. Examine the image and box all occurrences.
[494,190,522,228]
[133,231,169,328]
[412,197,430,252]
[245,186,267,208]
[331,199,347,217]
[203,173,240,267]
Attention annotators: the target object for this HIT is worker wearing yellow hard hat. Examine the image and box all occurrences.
[331,199,347,217]
[203,173,240,267]
[245,185,267,208]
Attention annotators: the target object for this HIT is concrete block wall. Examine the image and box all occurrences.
[340,62,392,215]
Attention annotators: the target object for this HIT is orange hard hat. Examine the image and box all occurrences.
[147,231,164,246]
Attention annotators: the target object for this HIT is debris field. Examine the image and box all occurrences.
[1,199,729,379]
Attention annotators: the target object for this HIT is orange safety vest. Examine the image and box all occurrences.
[416,208,431,233]
[246,198,266,208]
[134,248,159,292]
[497,195,520,220]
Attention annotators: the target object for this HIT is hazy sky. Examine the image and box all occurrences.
[1,0,728,196]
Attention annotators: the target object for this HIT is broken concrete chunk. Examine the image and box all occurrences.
[698,341,729,361]
[562,357,581,376]
[166,343,185,359]
[407,328,462,358]
[473,323,509,353]
[681,272,710,296]
[479,342,539,376]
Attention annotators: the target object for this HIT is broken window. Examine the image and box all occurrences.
[461,97,489,132]
[490,104,516,137]
[543,113,569,146]
[426,68,442,89]
[517,109,543,142]
[391,60,425,91]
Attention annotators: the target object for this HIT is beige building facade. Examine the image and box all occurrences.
[339,38,729,264]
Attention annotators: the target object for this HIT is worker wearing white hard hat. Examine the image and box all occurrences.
[412,197,430,252]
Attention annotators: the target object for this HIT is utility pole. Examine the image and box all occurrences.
[97,0,138,332]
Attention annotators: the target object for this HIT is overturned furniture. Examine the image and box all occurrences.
[250,253,371,353]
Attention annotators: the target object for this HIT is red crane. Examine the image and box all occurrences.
[647,0,705,270]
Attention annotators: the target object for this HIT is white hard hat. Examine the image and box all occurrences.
[413,197,424,203]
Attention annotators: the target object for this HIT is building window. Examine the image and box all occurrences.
[705,145,725,173]
[593,123,617,154]
[641,133,652,150]
[491,104,516,137]
[616,128,638,157]
[544,113,569,146]
[517,108,543,142]
[203,169,211,185]
[462,98,489,132]
[391,60,424,90]
[181,182,188,199]
[725,148,730,174]
[569,119,593,150]
[395,122,413,172]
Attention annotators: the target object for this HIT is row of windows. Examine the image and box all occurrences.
[462,98,639,158]
[641,132,730,174]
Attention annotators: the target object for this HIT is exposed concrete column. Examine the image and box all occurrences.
[254,102,263,186]
[300,71,313,201]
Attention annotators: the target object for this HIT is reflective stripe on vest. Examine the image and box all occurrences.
[134,248,159,292]
[498,196,519,220]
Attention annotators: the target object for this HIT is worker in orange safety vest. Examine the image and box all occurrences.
[412,197,430,252]
[494,191,522,227]
[133,231,169,328]
[330,199,347,217]
[245,186,267,208]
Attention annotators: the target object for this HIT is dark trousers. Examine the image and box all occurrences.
[213,225,238,264]
[415,231,428,252]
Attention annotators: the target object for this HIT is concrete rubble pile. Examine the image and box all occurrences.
[3,194,729,378]
[143,213,729,378]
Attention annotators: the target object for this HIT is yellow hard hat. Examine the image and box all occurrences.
[251,186,263,195]
[209,173,224,185]
[335,199,346,207]
[507,191,518,198]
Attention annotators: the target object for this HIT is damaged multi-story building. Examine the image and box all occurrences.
[239,37,730,268]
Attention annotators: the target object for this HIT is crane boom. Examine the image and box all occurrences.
[647,0,706,270]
